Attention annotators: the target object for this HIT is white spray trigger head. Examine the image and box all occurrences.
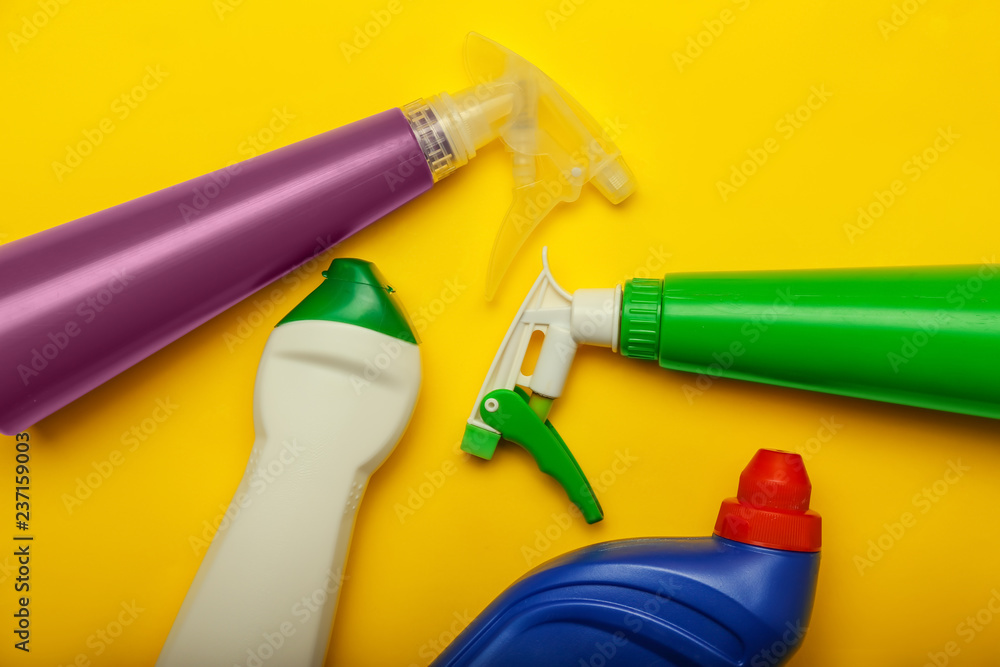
[464,248,621,438]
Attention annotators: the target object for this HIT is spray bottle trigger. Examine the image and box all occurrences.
[474,387,603,524]
[460,33,636,299]
[461,423,501,460]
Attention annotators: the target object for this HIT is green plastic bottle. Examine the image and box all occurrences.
[462,256,1000,524]
[620,264,1000,419]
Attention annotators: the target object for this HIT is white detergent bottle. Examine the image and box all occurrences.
[157,258,421,667]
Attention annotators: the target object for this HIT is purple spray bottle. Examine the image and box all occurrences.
[0,33,634,434]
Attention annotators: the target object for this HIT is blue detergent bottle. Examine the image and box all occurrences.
[432,449,822,667]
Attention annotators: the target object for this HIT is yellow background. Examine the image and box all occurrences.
[2,0,999,665]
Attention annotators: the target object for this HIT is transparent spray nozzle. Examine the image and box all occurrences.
[402,33,636,300]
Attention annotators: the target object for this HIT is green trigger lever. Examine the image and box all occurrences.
[462,387,604,524]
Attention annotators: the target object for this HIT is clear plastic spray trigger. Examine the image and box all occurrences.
[402,33,636,299]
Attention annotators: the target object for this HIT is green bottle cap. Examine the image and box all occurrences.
[277,258,418,344]
[619,278,662,360]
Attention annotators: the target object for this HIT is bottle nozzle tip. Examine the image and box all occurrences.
[592,156,637,205]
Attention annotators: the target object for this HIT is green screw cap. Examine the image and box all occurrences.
[620,278,662,360]
[277,258,418,344]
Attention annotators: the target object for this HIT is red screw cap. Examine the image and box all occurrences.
[714,449,822,552]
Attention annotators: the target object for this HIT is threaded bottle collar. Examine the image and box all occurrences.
[619,278,662,361]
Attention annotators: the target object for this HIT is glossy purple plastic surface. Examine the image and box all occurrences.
[0,108,432,433]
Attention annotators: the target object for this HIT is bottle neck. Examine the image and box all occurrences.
[402,87,515,183]
[402,97,468,182]
[619,278,663,361]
